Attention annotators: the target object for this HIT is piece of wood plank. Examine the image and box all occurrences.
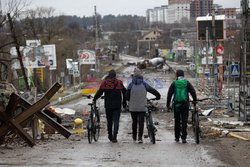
[36,111,71,138]
[0,111,35,147]
[0,98,49,138]
[14,94,71,138]
[5,93,19,118]
[0,82,62,138]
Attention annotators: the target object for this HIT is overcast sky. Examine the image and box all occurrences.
[27,0,240,17]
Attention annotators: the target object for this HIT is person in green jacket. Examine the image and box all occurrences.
[167,69,197,143]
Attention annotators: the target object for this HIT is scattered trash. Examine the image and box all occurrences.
[201,108,215,116]
[53,107,76,116]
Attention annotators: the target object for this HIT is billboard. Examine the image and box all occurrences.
[78,50,96,65]
[196,15,226,41]
[10,44,57,69]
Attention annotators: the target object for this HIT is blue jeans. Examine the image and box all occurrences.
[105,108,121,139]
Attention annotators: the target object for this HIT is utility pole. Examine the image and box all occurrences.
[94,6,100,72]
[212,9,218,97]
[8,13,30,90]
[205,27,209,69]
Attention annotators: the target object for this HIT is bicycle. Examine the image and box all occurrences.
[189,98,210,144]
[145,98,158,144]
[87,102,100,144]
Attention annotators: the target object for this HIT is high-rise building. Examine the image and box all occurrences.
[217,8,237,20]
[190,0,213,18]
[146,6,168,24]
[168,2,190,23]
[169,0,192,5]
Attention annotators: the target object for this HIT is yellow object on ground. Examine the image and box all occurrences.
[73,118,84,135]
[74,118,83,126]
[81,89,97,95]
[228,132,250,141]
[38,119,43,135]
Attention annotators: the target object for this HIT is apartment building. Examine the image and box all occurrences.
[217,8,237,20]
[169,0,192,5]
[190,0,213,18]
[168,2,190,23]
[146,6,168,24]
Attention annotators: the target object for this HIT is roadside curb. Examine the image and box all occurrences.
[51,91,82,105]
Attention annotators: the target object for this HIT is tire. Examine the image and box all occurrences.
[87,118,93,144]
[148,114,156,144]
[93,113,100,142]
[194,113,200,144]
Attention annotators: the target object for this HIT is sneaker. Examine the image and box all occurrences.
[138,139,143,144]
[175,138,180,142]
[182,139,187,143]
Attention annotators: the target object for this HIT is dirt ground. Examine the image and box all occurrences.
[205,137,250,167]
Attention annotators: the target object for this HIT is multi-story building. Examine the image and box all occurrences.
[169,0,192,5]
[146,9,155,23]
[146,5,168,24]
[190,0,213,18]
[217,8,237,20]
[168,3,190,23]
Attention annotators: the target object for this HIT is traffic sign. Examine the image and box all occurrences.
[230,64,240,77]
[216,44,224,55]
[204,68,210,78]
[73,70,80,77]
[198,67,203,74]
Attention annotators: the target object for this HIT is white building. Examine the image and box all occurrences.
[167,3,190,24]
[146,5,168,24]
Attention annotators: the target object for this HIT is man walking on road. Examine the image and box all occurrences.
[126,74,161,143]
[167,69,197,143]
[93,70,126,143]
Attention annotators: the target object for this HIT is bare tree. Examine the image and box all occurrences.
[0,0,30,83]
[22,7,64,42]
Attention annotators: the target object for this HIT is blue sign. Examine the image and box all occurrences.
[204,68,210,78]
[230,64,240,77]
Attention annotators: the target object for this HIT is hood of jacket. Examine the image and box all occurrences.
[132,74,143,85]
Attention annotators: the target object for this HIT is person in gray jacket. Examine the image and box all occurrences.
[126,74,161,143]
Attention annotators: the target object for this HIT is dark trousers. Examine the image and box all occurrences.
[131,112,145,140]
[105,108,121,139]
[174,108,189,140]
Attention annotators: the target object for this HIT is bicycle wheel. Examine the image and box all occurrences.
[93,112,100,142]
[147,114,156,144]
[194,113,200,144]
[87,115,93,144]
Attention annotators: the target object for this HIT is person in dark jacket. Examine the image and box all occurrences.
[167,69,197,143]
[93,70,126,143]
[126,74,161,143]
